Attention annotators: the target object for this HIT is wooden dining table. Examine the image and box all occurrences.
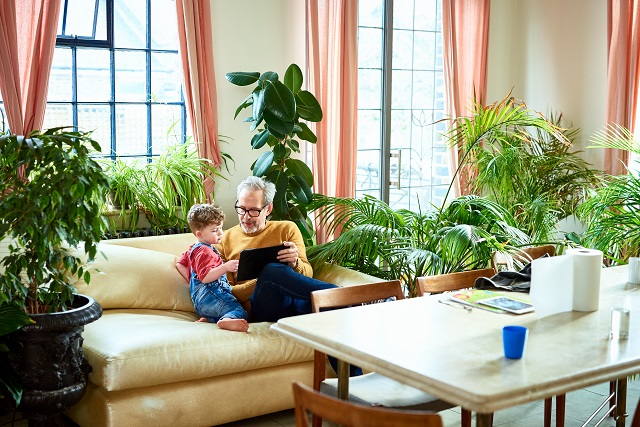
[271,265,640,426]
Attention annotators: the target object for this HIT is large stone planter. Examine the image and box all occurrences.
[6,295,102,426]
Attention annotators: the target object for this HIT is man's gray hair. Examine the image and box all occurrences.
[237,176,277,205]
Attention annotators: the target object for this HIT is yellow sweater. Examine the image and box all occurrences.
[219,221,313,307]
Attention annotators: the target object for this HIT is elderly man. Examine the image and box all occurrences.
[219,176,336,322]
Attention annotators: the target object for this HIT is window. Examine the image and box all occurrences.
[357,0,450,211]
[44,0,189,161]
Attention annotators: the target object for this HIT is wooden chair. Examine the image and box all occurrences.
[417,265,563,427]
[632,395,640,427]
[293,381,444,427]
[491,244,556,272]
[310,281,456,427]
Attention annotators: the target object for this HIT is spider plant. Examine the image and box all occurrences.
[101,158,144,231]
[577,124,640,264]
[308,194,530,297]
[146,142,227,222]
[440,93,598,243]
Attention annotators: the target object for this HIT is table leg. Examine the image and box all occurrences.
[615,377,628,427]
[476,412,493,427]
[336,359,350,400]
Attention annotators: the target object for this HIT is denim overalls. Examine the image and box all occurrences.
[189,242,248,323]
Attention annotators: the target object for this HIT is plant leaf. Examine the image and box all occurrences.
[296,90,323,122]
[253,151,274,177]
[285,158,314,187]
[225,71,260,86]
[284,63,303,93]
[296,122,317,143]
[264,80,296,122]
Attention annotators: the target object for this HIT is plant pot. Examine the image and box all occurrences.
[5,295,102,426]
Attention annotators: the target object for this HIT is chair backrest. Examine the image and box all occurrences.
[311,280,405,313]
[310,281,404,392]
[292,381,444,427]
[491,245,556,272]
[416,268,496,296]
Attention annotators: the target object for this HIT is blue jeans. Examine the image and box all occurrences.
[250,263,337,322]
[191,281,248,323]
[250,263,362,376]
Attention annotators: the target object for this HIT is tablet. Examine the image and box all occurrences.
[477,296,534,314]
[235,244,287,281]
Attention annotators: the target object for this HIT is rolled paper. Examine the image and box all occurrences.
[566,248,603,312]
[628,257,640,285]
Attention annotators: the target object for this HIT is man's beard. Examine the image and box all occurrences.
[240,220,260,234]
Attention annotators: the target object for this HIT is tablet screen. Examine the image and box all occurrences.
[235,244,287,281]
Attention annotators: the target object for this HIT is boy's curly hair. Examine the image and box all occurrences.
[187,204,225,233]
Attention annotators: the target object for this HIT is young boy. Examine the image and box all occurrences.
[176,204,249,332]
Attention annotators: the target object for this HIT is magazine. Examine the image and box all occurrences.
[447,289,506,313]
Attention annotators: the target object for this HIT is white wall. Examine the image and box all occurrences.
[487,0,608,171]
[210,0,306,226]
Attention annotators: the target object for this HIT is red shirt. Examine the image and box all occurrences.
[177,244,223,281]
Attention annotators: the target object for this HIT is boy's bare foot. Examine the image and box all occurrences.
[196,317,209,323]
[217,318,249,332]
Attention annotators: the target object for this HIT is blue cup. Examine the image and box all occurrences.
[503,325,528,359]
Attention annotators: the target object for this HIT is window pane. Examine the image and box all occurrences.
[115,51,147,102]
[413,31,436,70]
[152,104,183,154]
[415,0,439,31]
[392,70,412,109]
[358,27,383,69]
[78,104,111,154]
[58,0,107,41]
[356,149,381,192]
[393,0,415,30]
[412,71,436,110]
[151,52,182,103]
[358,69,383,109]
[358,110,381,150]
[151,0,179,50]
[392,29,413,70]
[359,0,384,27]
[77,49,111,102]
[43,104,73,130]
[114,0,146,49]
[115,104,147,155]
[49,48,73,102]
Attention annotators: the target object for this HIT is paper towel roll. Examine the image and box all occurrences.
[566,248,603,311]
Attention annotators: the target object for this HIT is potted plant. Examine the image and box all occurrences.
[226,63,322,245]
[0,126,107,424]
[101,157,144,231]
[577,124,640,264]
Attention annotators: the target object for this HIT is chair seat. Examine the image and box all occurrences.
[321,372,456,412]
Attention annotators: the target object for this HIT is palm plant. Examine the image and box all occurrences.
[469,112,602,241]
[308,194,530,297]
[577,125,640,264]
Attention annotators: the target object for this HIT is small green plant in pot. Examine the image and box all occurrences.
[226,63,322,245]
[0,126,106,423]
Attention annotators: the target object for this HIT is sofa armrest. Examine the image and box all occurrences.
[313,263,384,287]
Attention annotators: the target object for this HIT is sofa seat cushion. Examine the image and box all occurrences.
[82,309,314,391]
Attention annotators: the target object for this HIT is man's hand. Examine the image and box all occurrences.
[279,241,299,268]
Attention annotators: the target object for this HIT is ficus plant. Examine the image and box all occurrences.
[225,63,322,245]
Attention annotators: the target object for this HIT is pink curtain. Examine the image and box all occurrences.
[0,0,61,136]
[306,0,358,243]
[175,0,221,198]
[605,0,640,175]
[442,0,491,197]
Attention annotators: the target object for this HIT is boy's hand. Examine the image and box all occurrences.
[224,260,239,273]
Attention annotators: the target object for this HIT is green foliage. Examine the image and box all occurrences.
[443,94,601,242]
[226,64,322,245]
[102,141,233,232]
[578,125,640,264]
[0,127,110,313]
[308,194,530,296]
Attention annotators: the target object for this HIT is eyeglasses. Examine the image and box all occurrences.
[234,203,266,217]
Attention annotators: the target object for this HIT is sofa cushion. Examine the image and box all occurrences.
[74,243,194,312]
[82,309,314,391]
[101,233,196,257]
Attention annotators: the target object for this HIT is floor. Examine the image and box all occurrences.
[1,381,637,426]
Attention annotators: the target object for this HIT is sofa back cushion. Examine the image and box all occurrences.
[74,243,194,312]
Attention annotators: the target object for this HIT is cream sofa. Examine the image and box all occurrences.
[65,233,382,427]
